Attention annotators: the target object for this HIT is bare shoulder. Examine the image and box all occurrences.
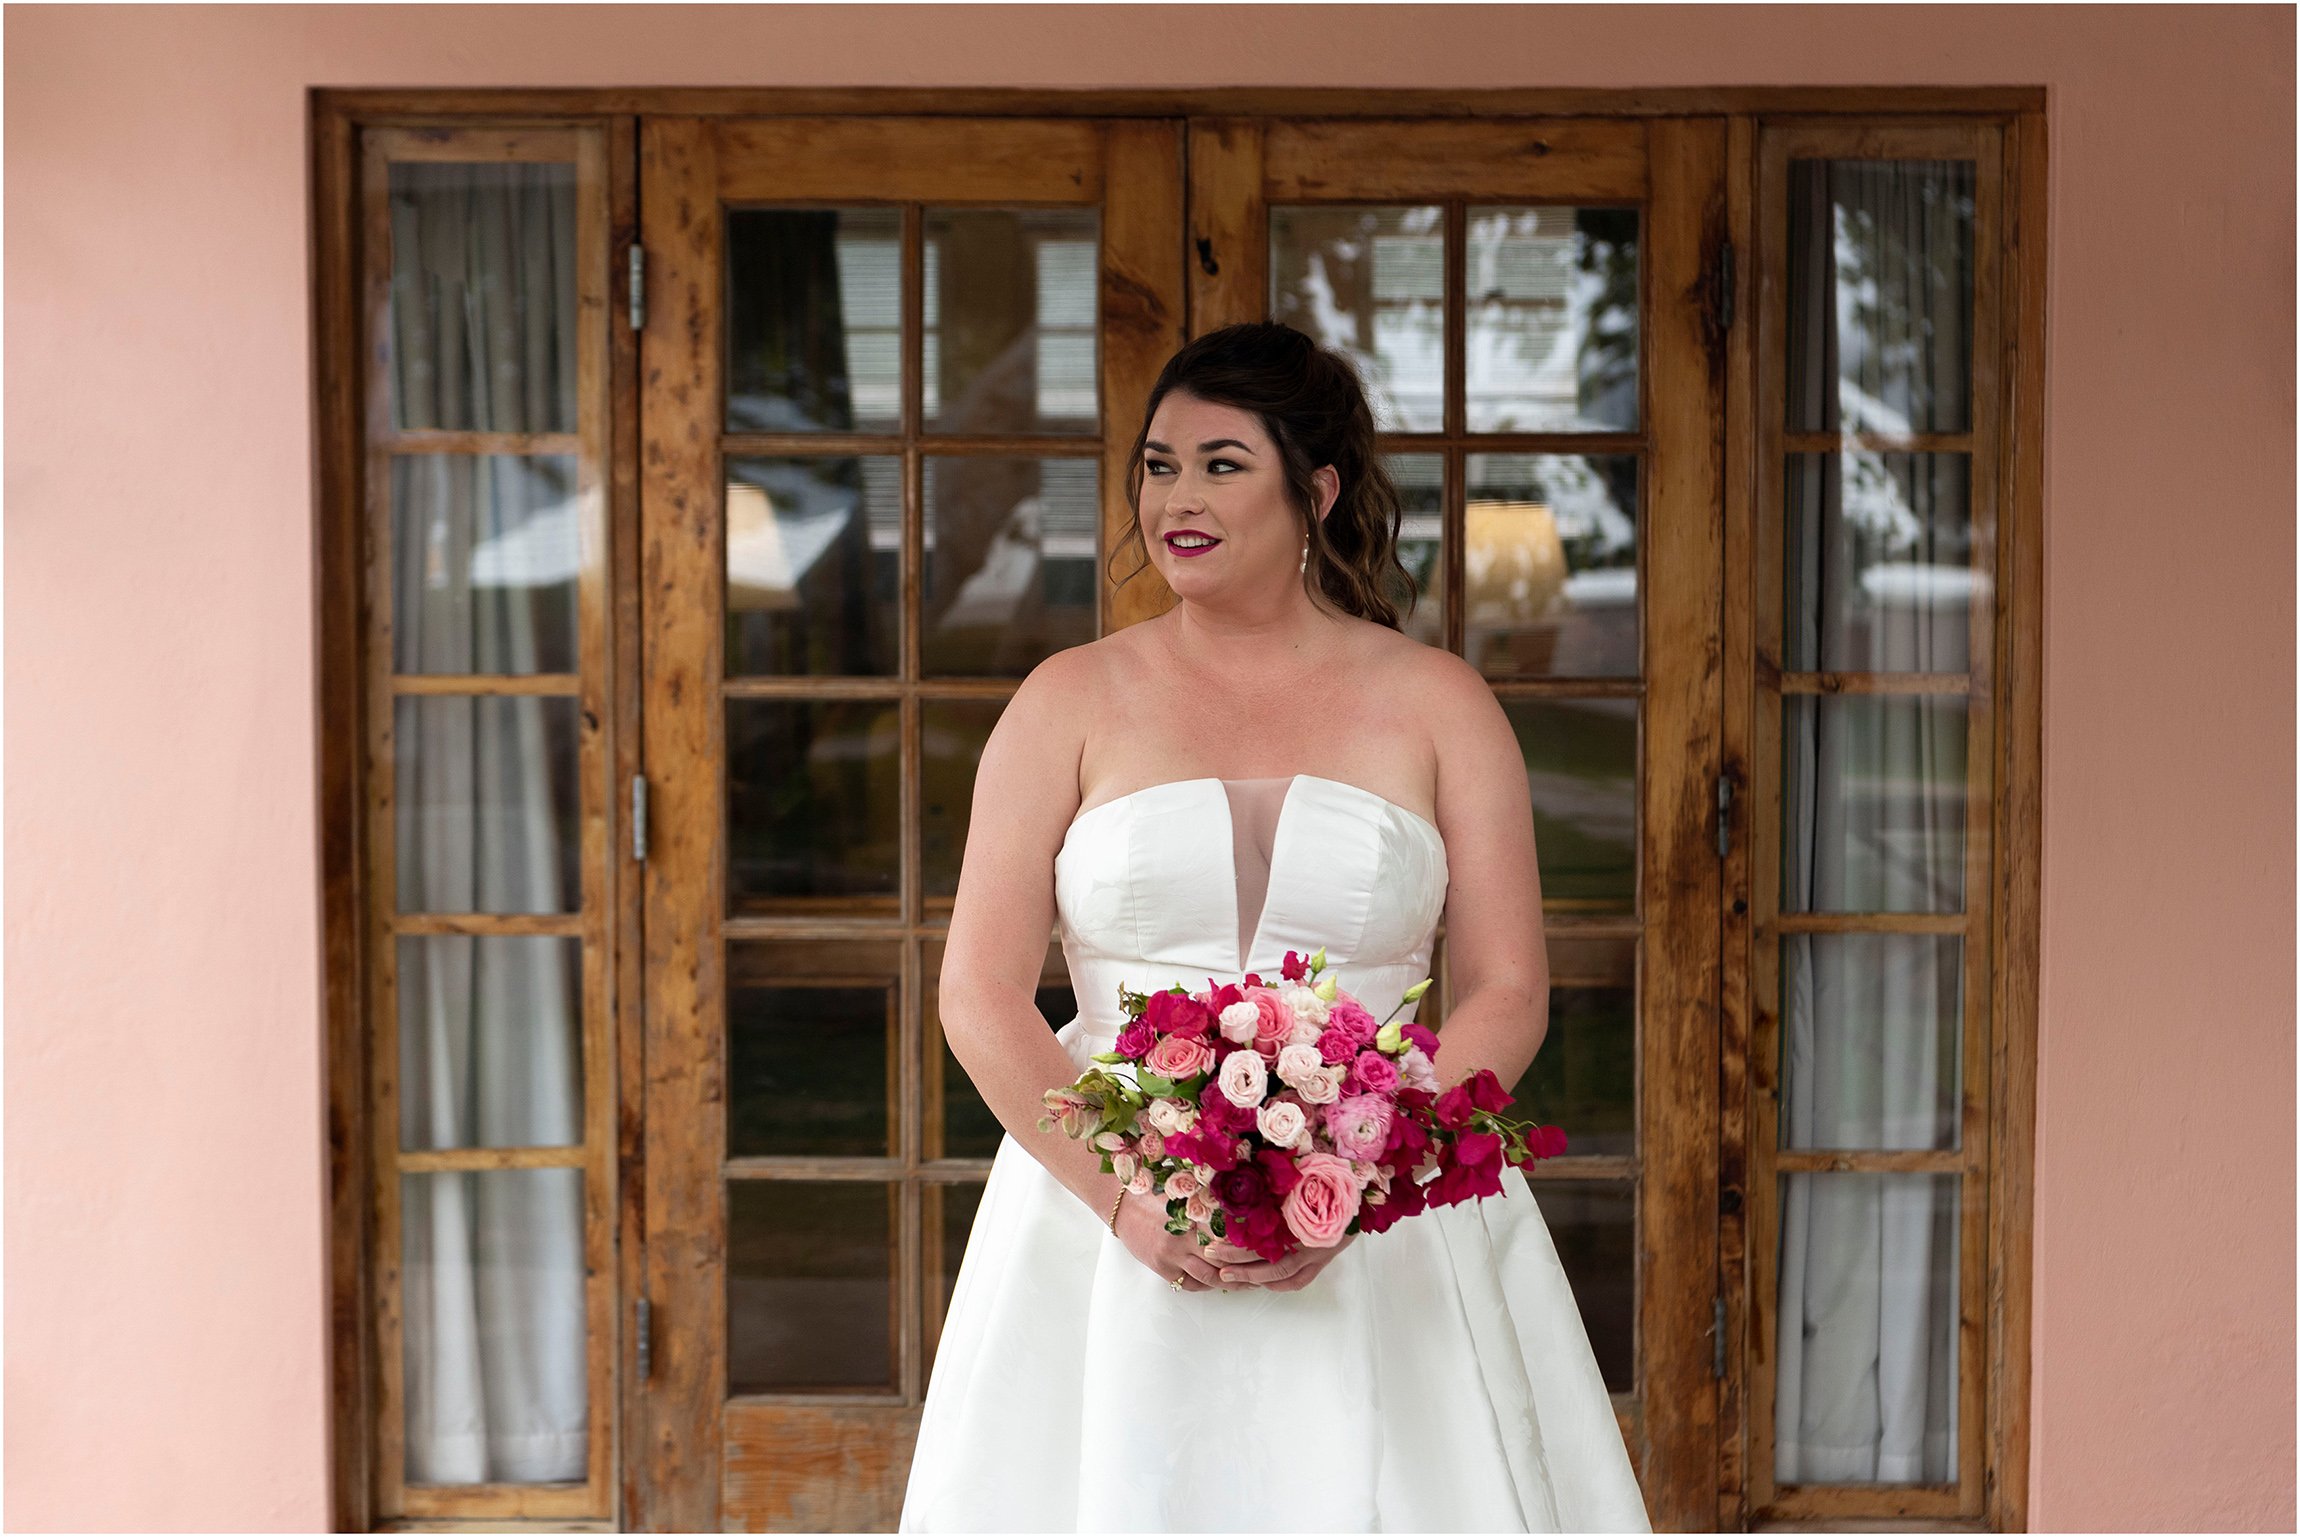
[1388,640,1522,822]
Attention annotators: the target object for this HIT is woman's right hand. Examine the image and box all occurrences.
[1112,1189,1239,1292]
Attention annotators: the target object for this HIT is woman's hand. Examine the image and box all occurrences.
[1113,1191,1243,1292]
[1200,1230,1360,1292]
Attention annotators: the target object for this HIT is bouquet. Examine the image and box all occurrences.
[1038,944,1568,1264]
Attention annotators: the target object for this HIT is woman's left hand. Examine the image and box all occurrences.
[1200,1230,1360,1292]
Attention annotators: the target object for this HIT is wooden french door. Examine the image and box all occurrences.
[634,113,1725,1530]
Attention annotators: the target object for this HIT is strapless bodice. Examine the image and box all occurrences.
[1053,774,1448,1047]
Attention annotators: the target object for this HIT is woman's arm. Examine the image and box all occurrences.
[936,647,1129,1220]
[1420,649,1552,1094]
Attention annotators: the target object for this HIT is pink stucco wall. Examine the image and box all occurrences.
[7,5,2292,1530]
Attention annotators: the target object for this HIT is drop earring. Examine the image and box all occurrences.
[1299,534,1309,574]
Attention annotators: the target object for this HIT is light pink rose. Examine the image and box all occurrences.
[1145,1097,1196,1135]
[1245,987,1295,1057]
[1282,1151,1364,1247]
[1218,1000,1262,1044]
[1184,1187,1216,1222]
[1274,1042,1325,1089]
[1138,1127,1167,1160]
[1256,1099,1311,1149]
[1218,1048,1270,1108]
[1126,1166,1155,1195]
[1166,1167,1201,1198]
[1294,1063,1345,1106]
[1145,1033,1215,1080]
[1285,1018,1324,1049]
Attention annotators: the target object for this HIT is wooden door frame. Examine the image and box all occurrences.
[314,86,2045,1534]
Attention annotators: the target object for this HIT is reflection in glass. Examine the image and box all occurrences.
[1388,454,1444,647]
[727,1180,894,1393]
[923,458,1098,675]
[1503,698,1637,913]
[1271,206,1444,431]
[727,208,901,434]
[392,455,581,675]
[1776,1171,1959,1483]
[725,457,900,676]
[1530,1180,1636,1392]
[1786,160,1975,437]
[1466,207,1639,432]
[726,698,900,915]
[398,935,582,1152]
[922,698,1004,901]
[1467,455,1638,678]
[1510,936,1635,1157]
[401,1167,587,1483]
[1781,695,1967,914]
[924,209,1099,435]
[388,161,578,435]
[395,694,580,914]
[728,941,899,1159]
[1781,934,1962,1152]
[1786,452,1973,674]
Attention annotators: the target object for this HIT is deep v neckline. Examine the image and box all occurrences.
[1213,776,1309,978]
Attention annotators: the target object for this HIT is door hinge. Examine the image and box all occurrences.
[1715,240,1736,332]
[628,242,647,331]
[1715,771,1734,859]
[631,774,650,863]
[1712,1293,1727,1378]
[636,1295,652,1383]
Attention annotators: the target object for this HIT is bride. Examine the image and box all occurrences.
[899,323,1653,1533]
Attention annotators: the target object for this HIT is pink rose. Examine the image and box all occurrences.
[1281,1151,1363,1247]
[1145,1033,1215,1080]
[1325,998,1380,1045]
[1242,987,1295,1057]
[1115,1019,1156,1059]
[1349,1051,1399,1096]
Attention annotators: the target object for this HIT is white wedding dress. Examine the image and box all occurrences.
[899,774,1653,1533]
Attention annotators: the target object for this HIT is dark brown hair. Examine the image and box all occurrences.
[1111,322,1419,630]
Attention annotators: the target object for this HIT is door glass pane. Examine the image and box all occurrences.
[921,697,1004,903]
[922,457,1098,675]
[729,940,900,1159]
[1271,205,1444,431]
[1780,935,1962,1152]
[388,161,578,434]
[923,208,1099,435]
[726,698,901,916]
[1785,161,1975,436]
[1780,695,1968,914]
[400,1167,588,1483]
[926,1180,986,1373]
[726,456,901,676]
[1503,697,1638,914]
[398,936,583,1151]
[1467,454,1639,678]
[392,455,580,675]
[1785,452,1973,674]
[1531,1180,1636,1392]
[1775,1171,1960,1484]
[924,937,1071,1160]
[727,207,902,434]
[1389,453,1444,648]
[1512,935,1636,1158]
[728,1180,896,1394]
[395,694,581,915]
[1466,206,1639,432]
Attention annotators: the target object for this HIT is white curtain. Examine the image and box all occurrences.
[388,161,589,1485]
[1775,158,1972,1486]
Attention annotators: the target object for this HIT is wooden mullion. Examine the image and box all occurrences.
[1635,115,1728,1529]
[1773,911,1968,936]
[392,912,586,937]
[400,1145,592,1174]
[390,674,583,696]
[1782,430,1972,454]
[1183,118,1265,335]
[1262,118,1649,200]
[380,429,583,455]
[725,432,1102,457]
[365,124,584,163]
[1775,672,1972,696]
[1101,121,1186,629]
[637,114,726,1533]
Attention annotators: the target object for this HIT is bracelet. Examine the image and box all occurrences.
[1105,1183,1128,1236]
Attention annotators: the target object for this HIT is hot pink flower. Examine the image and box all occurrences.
[1349,1051,1399,1096]
[1325,1093,1395,1161]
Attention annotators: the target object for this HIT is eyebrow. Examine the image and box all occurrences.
[1144,438,1258,456]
